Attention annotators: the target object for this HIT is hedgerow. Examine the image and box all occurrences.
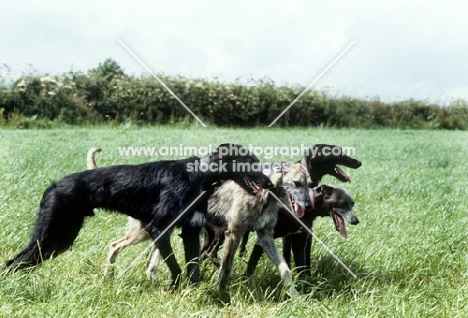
[1,58,466,129]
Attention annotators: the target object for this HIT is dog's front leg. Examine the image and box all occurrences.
[304,234,313,276]
[218,228,242,290]
[244,244,264,277]
[291,233,311,276]
[238,232,250,257]
[282,236,293,267]
[180,224,201,284]
[257,230,298,297]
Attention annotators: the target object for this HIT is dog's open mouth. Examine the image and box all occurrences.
[332,211,348,239]
[335,166,351,183]
[290,196,305,218]
[243,177,260,197]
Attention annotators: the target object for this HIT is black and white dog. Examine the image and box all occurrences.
[4,144,274,287]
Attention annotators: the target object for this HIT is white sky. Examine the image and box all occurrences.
[3,0,468,103]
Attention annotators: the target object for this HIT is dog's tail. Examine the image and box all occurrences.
[4,148,103,272]
[87,147,102,169]
[4,182,93,271]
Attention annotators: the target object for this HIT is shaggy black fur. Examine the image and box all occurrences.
[5,144,273,286]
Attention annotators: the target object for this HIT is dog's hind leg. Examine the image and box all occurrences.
[218,228,243,290]
[146,244,160,281]
[105,218,150,274]
[256,229,297,296]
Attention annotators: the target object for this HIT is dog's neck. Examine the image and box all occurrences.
[272,184,287,198]
[266,170,291,211]
[297,158,321,187]
[305,164,322,187]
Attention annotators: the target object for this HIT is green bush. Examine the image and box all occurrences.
[1,58,467,129]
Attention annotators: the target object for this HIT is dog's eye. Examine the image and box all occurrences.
[293,181,302,187]
[307,183,314,188]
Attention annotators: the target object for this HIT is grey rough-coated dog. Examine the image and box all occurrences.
[207,162,312,295]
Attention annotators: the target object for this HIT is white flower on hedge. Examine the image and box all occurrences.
[40,76,57,84]
[17,79,27,87]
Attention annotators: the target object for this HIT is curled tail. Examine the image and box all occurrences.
[87,147,102,169]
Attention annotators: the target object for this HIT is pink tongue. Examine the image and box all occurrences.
[335,166,351,183]
[294,201,305,218]
[334,212,348,239]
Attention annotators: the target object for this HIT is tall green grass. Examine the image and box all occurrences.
[0,128,467,317]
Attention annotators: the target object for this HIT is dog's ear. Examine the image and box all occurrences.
[311,187,324,206]
[270,170,283,187]
[268,173,282,187]
[300,158,308,170]
[271,162,290,174]
[320,184,334,196]
[269,162,290,187]
[313,185,335,208]
[280,162,291,173]
[200,153,213,166]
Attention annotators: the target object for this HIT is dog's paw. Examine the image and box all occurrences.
[217,288,231,304]
[287,286,299,298]
[103,265,117,279]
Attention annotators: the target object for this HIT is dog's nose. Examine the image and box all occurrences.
[304,200,313,210]
[350,215,360,225]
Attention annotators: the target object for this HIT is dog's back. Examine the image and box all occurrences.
[207,179,272,230]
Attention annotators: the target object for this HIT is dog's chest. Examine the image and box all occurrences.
[251,212,276,231]
[250,199,278,231]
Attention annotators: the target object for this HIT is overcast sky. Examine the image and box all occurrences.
[3,0,467,103]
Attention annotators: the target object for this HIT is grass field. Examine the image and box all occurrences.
[0,127,467,317]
